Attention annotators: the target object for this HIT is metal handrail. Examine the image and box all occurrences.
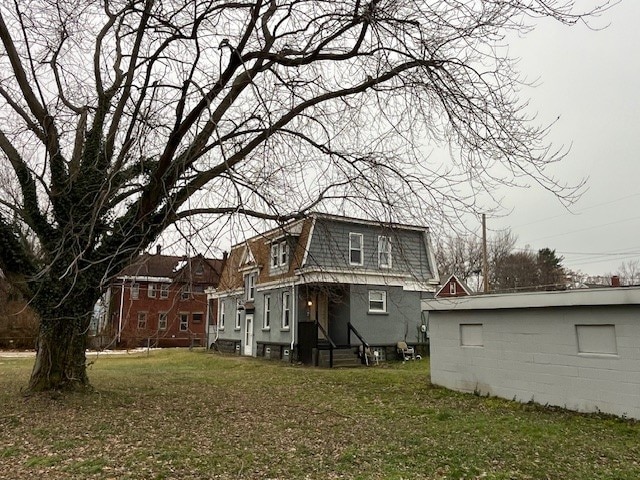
[315,321,336,367]
[347,322,371,365]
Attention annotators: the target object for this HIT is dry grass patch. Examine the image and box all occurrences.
[1,350,639,479]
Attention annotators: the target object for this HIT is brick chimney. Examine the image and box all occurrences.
[611,275,620,287]
[156,244,161,255]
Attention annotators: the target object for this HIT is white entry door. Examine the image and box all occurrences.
[244,314,254,356]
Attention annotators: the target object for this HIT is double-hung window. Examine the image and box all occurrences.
[271,244,279,269]
[282,291,291,329]
[263,295,271,329]
[158,312,168,330]
[137,312,147,329]
[160,283,169,299]
[131,283,140,300]
[378,235,392,268]
[246,273,256,301]
[270,241,290,272]
[235,307,242,330]
[219,302,226,329]
[148,283,157,298]
[349,233,363,266]
[179,313,189,331]
[368,290,387,313]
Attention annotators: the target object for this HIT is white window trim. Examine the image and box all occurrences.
[349,233,364,266]
[246,273,257,301]
[263,294,271,329]
[179,312,189,332]
[377,235,392,269]
[131,283,140,300]
[271,243,279,269]
[147,283,157,298]
[368,290,387,313]
[235,305,242,330]
[160,283,169,299]
[137,311,147,329]
[282,291,291,330]
[219,302,225,330]
[279,241,289,266]
[449,282,456,295]
[158,312,168,331]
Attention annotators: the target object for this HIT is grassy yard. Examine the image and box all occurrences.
[1,350,639,480]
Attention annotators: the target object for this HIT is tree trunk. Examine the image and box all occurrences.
[27,305,92,393]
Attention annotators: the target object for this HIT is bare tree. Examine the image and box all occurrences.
[617,260,640,286]
[0,0,609,392]
[434,234,483,284]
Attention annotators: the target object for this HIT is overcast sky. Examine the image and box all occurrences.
[485,1,640,276]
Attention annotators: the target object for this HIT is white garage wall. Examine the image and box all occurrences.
[425,288,640,420]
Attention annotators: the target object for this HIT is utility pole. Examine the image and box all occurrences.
[482,213,489,293]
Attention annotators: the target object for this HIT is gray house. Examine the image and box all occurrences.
[208,213,439,365]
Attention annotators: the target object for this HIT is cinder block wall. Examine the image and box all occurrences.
[430,305,640,419]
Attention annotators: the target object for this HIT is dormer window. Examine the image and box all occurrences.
[270,240,290,273]
[245,272,257,300]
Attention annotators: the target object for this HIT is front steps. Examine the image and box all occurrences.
[314,346,363,368]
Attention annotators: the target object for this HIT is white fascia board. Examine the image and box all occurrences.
[207,288,244,300]
[117,275,172,283]
[294,268,436,292]
[422,286,640,312]
[424,230,440,285]
[300,216,316,267]
[311,212,429,233]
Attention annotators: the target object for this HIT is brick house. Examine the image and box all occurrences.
[105,248,223,348]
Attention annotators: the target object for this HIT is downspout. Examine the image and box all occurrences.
[117,280,125,343]
[290,282,296,362]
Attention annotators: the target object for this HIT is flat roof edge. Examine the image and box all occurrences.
[422,287,640,311]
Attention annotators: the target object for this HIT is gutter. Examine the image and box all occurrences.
[290,281,296,361]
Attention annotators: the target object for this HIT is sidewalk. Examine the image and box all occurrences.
[0,348,159,358]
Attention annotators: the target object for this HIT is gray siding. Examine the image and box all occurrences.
[305,218,434,282]
[348,284,422,345]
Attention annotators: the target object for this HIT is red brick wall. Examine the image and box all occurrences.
[108,280,217,348]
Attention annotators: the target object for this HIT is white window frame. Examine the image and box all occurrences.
[160,283,169,299]
[271,243,279,268]
[377,235,392,268]
[263,295,271,329]
[368,290,387,313]
[282,291,291,330]
[148,283,157,298]
[137,311,147,329]
[181,286,190,301]
[158,312,168,331]
[246,273,256,301]
[131,283,140,300]
[219,302,225,330]
[449,282,457,295]
[179,312,189,332]
[349,233,364,266]
[235,306,242,330]
[279,241,289,266]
